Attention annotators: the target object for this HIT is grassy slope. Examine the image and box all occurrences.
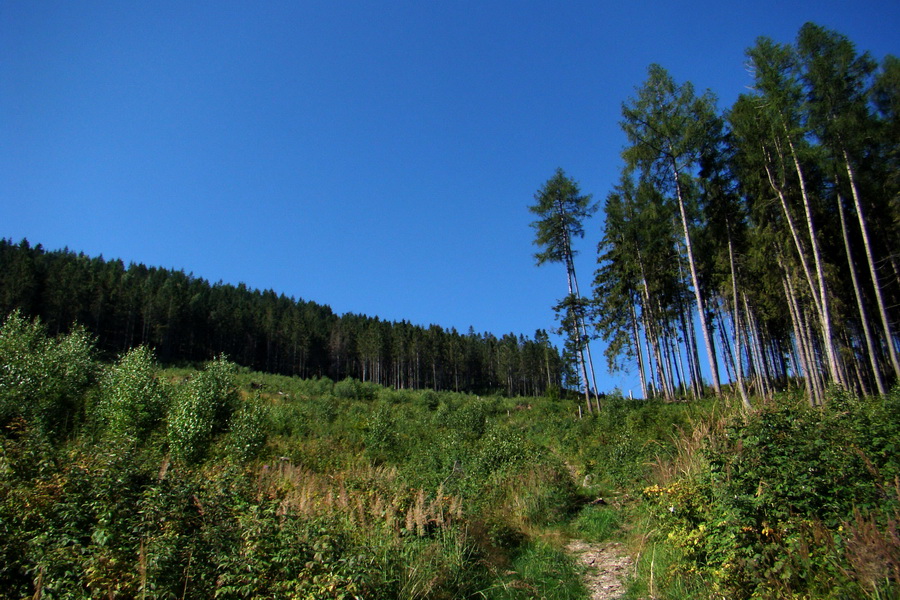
[2,326,898,599]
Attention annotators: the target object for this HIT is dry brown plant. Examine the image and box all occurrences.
[255,461,462,538]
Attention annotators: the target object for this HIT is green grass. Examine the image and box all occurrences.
[481,540,588,600]
[569,503,624,543]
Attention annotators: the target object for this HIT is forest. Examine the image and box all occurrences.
[0,238,565,397]
[1,21,899,600]
[589,23,899,406]
[540,22,898,408]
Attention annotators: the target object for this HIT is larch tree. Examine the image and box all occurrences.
[530,168,599,412]
[746,35,851,396]
[797,22,900,382]
[620,64,723,397]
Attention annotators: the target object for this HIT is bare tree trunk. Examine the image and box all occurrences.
[843,150,900,381]
[564,268,592,413]
[631,303,649,399]
[556,195,595,412]
[743,295,770,399]
[785,135,843,386]
[717,308,736,387]
[729,237,751,409]
[570,267,602,411]
[838,191,886,395]
[671,157,721,396]
[763,154,824,322]
[781,265,821,405]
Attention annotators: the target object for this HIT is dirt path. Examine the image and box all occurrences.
[565,539,633,600]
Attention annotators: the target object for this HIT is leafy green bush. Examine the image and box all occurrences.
[334,376,379,400]
[643,391,900,599]
[167,355,239,464]
[96,345,168,441]
[0,310,95,438]
[365,405,404,464]
[227,393,268,461]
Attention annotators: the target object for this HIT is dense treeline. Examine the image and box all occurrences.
[0,238,564,396]
[593,23,899,404]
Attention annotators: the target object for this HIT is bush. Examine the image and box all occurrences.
[0,310,95,438]
[643,391,900,599]
[96,346,168,441]
[365,405,402,464]
[334,377,379,401]
[227,393,268,462]
[167,355,239,464]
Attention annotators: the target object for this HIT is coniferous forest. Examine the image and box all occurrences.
[0,238,565,397]
[585,23,899,406]
[1,21,899,600]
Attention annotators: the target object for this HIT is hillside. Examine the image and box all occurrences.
[1,311,898,598]
[0,238,564,396]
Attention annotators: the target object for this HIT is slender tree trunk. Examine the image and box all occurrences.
[744,295,770,399]
[564,268,592,413]
[657,300,678,401]
[842,149,900,380]
[641,306,664,400]
[555,195,594,412]
[838,191,886,394]
[717,309,736,387]
[781,264,819,405]
[763,154,824,322]
[685,299,704,395]
[631,302,649,399]
[662,327,678,398]
[728,236,751,409]
[671,155,721,396]
[570,267,602,410]
[679,307,701,400]
[785,134,843,386]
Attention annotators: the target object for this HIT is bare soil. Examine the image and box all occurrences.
[565,539,634,600]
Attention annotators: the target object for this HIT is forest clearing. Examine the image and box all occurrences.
[2,17,899,600]
[1,309,898,598]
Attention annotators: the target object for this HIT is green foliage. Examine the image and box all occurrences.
[642,390,900,599]
[365,405,402,464]
[0,239,564,397]
[11,312,899,600]
[96,345,167,441]
[482,540,587,600]
[227,393,268,462]
[0,310,95,438]
[167,355,239,464]
[570,504,624,543]
[334,376,380,401]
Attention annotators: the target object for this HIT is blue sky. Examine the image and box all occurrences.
[2,1,897,394]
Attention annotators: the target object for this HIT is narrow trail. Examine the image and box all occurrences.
[565,539,633,600]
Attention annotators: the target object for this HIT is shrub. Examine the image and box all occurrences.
[0,310,95,438]
[167,355,239,464]
[96,346,168,441]
[334,376,379,401]
[227,393,268,462]
[643,391,900,599]
[365,405,402,464]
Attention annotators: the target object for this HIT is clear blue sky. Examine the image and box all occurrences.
[2,1,897,394]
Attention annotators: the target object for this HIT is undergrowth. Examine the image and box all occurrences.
[629,387,900,600]
[3,311,897,599]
